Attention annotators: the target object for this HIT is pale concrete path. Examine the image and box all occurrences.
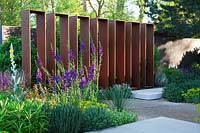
[127,99,199,122]
[89,117,200,133]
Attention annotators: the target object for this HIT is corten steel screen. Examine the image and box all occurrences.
[22,10,154,89]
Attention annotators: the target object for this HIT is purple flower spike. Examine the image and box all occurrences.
[79,79,88,89]
[70,70,77,79]
[80,43,84,53]
[91,45,96,55]
[37,57,43,67]
[80,68,84,76]
[99,47,103,57]
[51,75,59,83]
[36,68,42,84]
[68,49,75,61]
[55,55,62,62]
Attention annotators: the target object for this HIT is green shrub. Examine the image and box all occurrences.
[81,106,116,132]
[99,84,131,111]
[164,79,200,102]
[80,106,137,132]
[0,99,48,132]
[79,100,109,110]
[182,88,200,103]
[0,37,37,84]
[113,110,137,126]
[46,104,82,133]
[164,68,184,84]
[154,47,160,72]
[195,104,200,123]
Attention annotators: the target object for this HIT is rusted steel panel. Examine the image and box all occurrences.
[46,13,56,74]
[90,18,98,65]
[98,19,109,89]
[36,13,46,82]
[80,17,90,68]
[69,16,78,69]
[146,24,154,87]
[132,23,141,89]
[60,15,69,69]
[126,22,132,85]
[109,20,116,85]
[140,23,146,87]
[116,21,126,84]
[22,10,31,86]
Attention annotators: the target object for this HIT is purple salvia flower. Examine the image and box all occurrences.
[68,49,75,61]
[55,55,62,62]
[51,75,59,83]
[99,47,103,57]
[91,45,96,55]
[87,64,95,81]
[37,57,43,67]
[79,79,88,89]
[36,68,42,84]
[80,43,84,53]
[70,70,77,79]
[80,68,84,76]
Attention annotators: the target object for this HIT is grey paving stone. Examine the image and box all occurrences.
[88,117,200,133]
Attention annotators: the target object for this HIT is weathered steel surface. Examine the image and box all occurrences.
[36,12,46,82]
[132,23,141,89]
[109,20,116,85]
[80,17,90,68]
[60,15,69,69]
[126,22,132,85]
[22,10,31,86]
[146,24,154,87]
[22,10,154,89]
[90,18,98,66]
[46,13,56,74]
[141,23,146,87]
[99,19,109,89]
[116,21,126,84]
[69,16,78,68]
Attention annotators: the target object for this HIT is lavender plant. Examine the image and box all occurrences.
[8,43,25,103]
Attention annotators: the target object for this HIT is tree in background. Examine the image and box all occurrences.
[145,0,200,39]
[136,0,145,22]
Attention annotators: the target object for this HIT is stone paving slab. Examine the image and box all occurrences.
[89,117,200,133]
[132,88,163,100]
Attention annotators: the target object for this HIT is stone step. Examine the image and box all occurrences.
[132,88,164,100]
[88,117,200,133]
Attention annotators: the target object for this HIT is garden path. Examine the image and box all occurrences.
[127,99,199,122]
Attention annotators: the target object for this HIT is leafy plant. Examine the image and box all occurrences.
[80,106,116,132]
[0,99,48,132]
[100,84,131,111]
[46,104,82,133]
[113,110,137,126]
[195,104,200,123]
[79,100,108,110]
[154,47,160,72]
[80,106,137,132]
[182,88,200,103]
[164,79,200,102]
[8,44,25,103]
